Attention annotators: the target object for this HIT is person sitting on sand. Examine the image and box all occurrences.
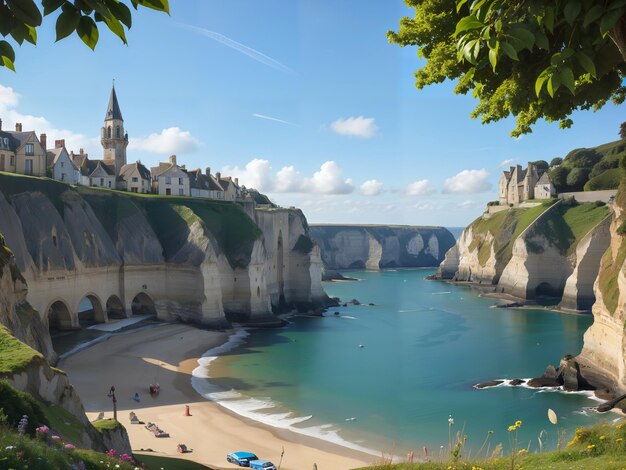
[133,392,140,402]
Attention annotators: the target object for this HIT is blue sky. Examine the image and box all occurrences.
[1,1,624,227]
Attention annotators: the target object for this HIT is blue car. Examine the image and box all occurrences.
[249,460,277,470]
[226,451,259,467]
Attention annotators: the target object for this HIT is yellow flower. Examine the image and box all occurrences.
[508,425,517,431]
[515,420,522,427]
[587,444,596,449]
[518,448,528,455]
[617,423,624,430]
[600,435,606,440]
[616,438,624,443]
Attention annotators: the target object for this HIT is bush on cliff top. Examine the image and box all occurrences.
[0,325,43,375]
[584,168,621,191]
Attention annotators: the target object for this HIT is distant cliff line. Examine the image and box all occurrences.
[309,224,455,271]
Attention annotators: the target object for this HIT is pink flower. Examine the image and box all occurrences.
[120,454,134,462]
[106,449,117,457]
[51,435,61,441]
[64,443,76,450]
[35,425,50,433]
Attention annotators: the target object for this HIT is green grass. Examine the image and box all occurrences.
[584,168,621,191]
[356,423,626,470]
[92,418,122,432]
[468,201,554,267]
[39,401,87,445]
[80,192,140,236]
[530,202,610,256]
[0,325,43,375]
[0,171,72,216]
[136,452,215,469]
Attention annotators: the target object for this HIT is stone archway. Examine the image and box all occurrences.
[106,295,126,319]
[131,292,157,316]
[77,294,106,327]
[47,300,74,332]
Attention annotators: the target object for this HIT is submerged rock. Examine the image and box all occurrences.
[474,380,504,389]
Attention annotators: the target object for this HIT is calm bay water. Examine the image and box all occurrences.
[197,269,614,455]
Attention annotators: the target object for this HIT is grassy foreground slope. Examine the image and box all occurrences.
[357,423,626,470]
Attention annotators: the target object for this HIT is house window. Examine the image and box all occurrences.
[2,138,7,147]
[108,181,112,188]
[9,155,14,167]
[165,176,171,184]
[132,177,138,182]
[61,161,64,168]
[0,155,4,171]
[107,127,111,138]
[25,143,34,156]
[166,188,171,196]
[179,188,184,196]
[24,159,33,175]
[100,178,104,186]
[116,126,120,138]
[131,187,138,193]
[179,177,183,185]
[61,173,65,181]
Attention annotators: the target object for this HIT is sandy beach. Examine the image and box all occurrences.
[60,323,374,470]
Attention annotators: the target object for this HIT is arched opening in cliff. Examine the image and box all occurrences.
[77,295,106,327]
[47,300,74,332]
[131,292,157,316]
[535,282,562,299]
[277,231,285,305]
[106,295,126,319]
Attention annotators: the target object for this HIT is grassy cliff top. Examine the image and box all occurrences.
[468,200,554,266]
[0,325,43,375]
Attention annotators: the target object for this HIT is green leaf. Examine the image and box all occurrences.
[6,0,42,27]
[559,67,576,94]
[488,48,497,71]
[583,5,604,28]
[547,74,561,97]
[1,55,15,71]
[10,22,32,45]
[564,1,582,25]
[509,25,535,50]
[24,25,37,45]
[535,30,549,50]
[601,7,626,35]
[456,0,469,13]
[82,0,112,19]
[535,70,549,96]
[42,0,65,16]
[501,41,518,60]
[103,15,127,44]
[0,5,14,36]
[455,15,484,35]
[106,0,132,29]
[544,6,554,32]
[76,15,99,50]
[55,6,81,41]
[134,0,169,13]
[576,51,597,77]
[462,39,478,63]
[0,40,16,63]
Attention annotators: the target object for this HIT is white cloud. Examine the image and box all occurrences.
[223,159,354,195]
[499,158,516,168]
[129,127,200,154]
[443,169,492,194]
[330,116,378,138]
[359,179,383,196]
[0,84,98,153]
[406,179,436,196]
[303,161,354,194]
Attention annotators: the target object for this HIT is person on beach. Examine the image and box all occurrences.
[134,392,140,402]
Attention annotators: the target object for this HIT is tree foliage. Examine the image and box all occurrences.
[530,159,549,171]
[550,157,564,166]
[0,0,169,71]
[388,0,626,137]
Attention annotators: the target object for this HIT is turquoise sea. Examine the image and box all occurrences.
[192,269,615,456]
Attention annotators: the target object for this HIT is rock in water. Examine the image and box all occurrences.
[474,380,504,389]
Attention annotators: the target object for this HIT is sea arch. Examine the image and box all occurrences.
[106,295,126,319]
[77,293,107,326]
[131,292,157,316]
[46,299,74,332]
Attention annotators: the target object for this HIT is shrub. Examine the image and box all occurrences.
[486,201,500,206]
[584,168,621,191]
[565,148,601,168]
[566,167,591,191]
[0,381,46,436]
[549,166,570,192]
[530,160,549,171]
[550,157,563,167]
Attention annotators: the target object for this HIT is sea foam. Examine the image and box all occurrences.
[190,329,381,457]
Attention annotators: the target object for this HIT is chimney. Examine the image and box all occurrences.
[0,118,3,130]
[235,177,239,185]
[55,139,65,149]
[39,133,47,150]
[169,155,177,165]
[15,123,22,132]
[79,148,84,155]
[181,164,186,170]
[205,167,211,176]
[215,172,221,180]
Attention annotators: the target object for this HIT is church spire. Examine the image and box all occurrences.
[105,83,123,121]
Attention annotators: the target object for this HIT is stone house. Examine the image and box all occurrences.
[499,163,545,206]
[534,172,556,200]
[88,160,117,189]
[50,145,81,185]
[0,121,47,176]
[151,155,190,196]
[216,172,241,201]
[119,161,151,193]
[186,167,225,199]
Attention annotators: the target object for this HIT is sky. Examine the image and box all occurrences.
[1,1,625,227]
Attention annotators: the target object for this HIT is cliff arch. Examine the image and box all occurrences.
[106,295,126,319]
[47,300,74,332]
[77,294,106,326]
[131,292,156,316]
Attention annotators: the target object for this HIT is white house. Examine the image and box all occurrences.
[50,146,81,185]
[119,161,151,193]
[534,172,556,200]
[151,155,190,196]
[89,160,116,189]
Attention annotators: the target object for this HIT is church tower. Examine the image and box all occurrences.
[101,84,128,175]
